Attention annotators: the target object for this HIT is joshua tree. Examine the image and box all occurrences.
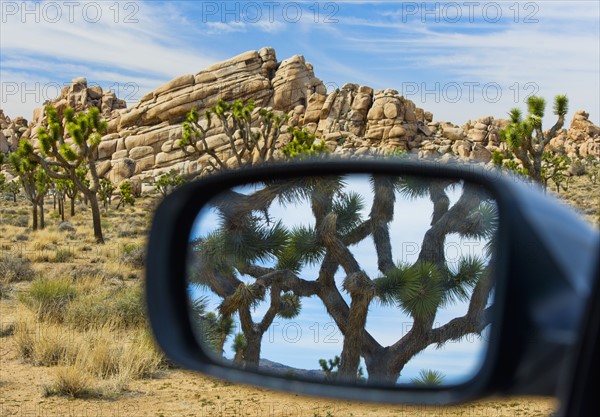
[5,180,20,203]
[180,99,289,172]
[542,152,570,193]
[16,105,107,242]
[98,178,115,212]
[499,95,568,184]
[116,180,135,209]
[189,173,497,383]
[9,153,51,230]
[319,355,341,381]
[155,169,186,198]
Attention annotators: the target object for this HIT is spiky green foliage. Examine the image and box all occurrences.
[375,262,443,320]
[277,225,324,272]
[212,213,289,264]
[491,150,504,167]
[410,369,446,386]
[277,293,302,319]
[332,192,365,234]
[442,256,486,304]
[281,128,328,160]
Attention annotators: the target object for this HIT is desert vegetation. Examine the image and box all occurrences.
[0,99,596,416]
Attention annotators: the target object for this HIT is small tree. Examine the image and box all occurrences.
[319,355,341,381]
[98,178,115,212]
[17,106,107,242]
[155,169,186,198]
[116,180,135,209]
[499,95,568,185]
[542,152,570,193]
[9,153,51,230]
[5,180,20,203]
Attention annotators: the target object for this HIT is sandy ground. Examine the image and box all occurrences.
[1,297,557,417]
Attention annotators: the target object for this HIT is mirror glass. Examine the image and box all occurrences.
[185,174,498,386]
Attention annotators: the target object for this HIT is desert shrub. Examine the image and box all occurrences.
[66,285,145,331]
[54,248,75,263]
[0,255,35,283]
[120,244,145,269]
[58,221,76,233]
[15,234,29,241]
[14,216,29,227]
[20,277,77,322]
[116,223,139,238]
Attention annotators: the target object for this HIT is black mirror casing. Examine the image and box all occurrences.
[146,159,599,405]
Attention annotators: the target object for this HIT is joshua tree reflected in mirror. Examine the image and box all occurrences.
[187,174,498,385]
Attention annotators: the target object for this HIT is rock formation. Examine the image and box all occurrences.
[2,48,599,188]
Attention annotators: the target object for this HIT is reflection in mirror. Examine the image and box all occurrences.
[186,174,498,386]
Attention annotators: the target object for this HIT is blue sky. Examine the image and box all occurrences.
[189,175,494,384]
[1,1,599,126]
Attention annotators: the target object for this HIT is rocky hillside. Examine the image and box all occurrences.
[1,48,599,187]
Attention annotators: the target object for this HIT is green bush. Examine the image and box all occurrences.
[66,285,146,330]
[20,277,78,322]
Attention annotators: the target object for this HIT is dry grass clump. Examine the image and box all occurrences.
[0,254,35,284]
[14,311,163,398]
[42,365,94,398]
[18,277,77,322]
[30,229,62,250]
[13,316,76,366]
[65,284,145,331]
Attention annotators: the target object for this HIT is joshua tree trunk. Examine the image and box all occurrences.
[87,192,104,243]
[39,200,45,230]
[31,203,38,231]
[338,292,370,381]
[244,333,262,369]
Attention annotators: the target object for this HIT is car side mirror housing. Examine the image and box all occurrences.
[146,159,599,405]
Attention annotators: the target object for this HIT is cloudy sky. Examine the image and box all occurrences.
[1,1,599,126]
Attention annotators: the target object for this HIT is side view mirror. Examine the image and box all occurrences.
[146,160,599,405]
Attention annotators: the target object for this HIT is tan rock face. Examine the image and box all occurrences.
[6,49,598,182]
[271,54,325,111]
